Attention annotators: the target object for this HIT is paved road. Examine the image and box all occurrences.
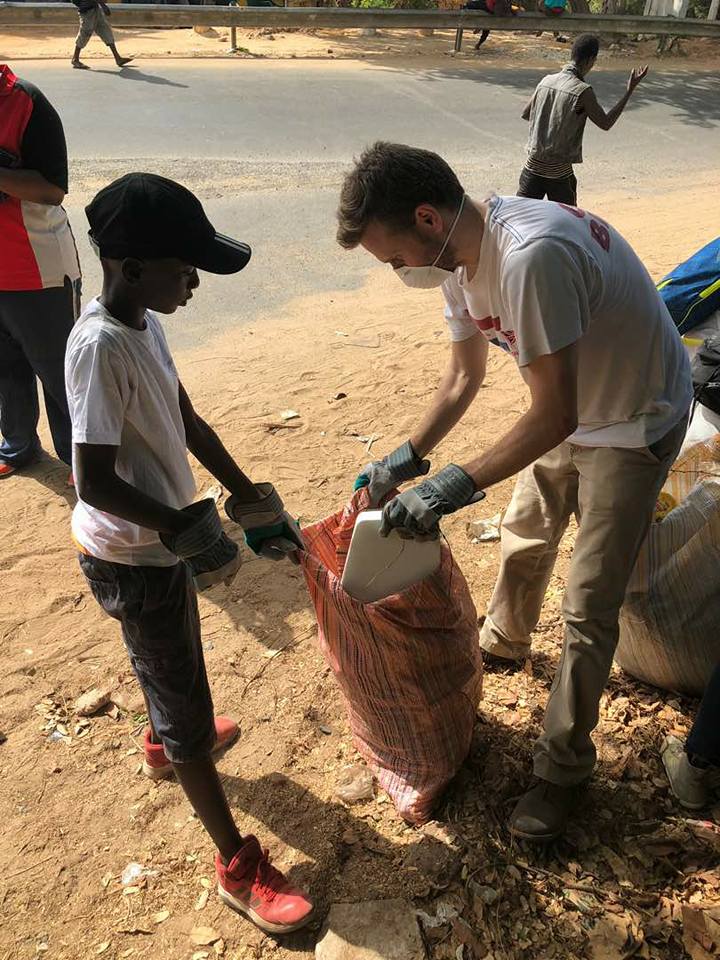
[19,60,720,349]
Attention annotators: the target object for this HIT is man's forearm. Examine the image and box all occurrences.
[461,406,576,492]
[187,418,260,502]
[410,373,483,460]
[0,169,64,205]
[79,473,191,536]
[603,91,632,130]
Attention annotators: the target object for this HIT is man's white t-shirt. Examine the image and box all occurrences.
[443,196,692,448]
[65,299,197,566]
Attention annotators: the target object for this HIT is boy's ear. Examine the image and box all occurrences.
[121,257,144,285]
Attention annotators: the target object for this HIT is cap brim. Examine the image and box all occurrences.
[192,233,252,275]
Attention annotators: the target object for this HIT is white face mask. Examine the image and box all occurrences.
[394,194,466,290]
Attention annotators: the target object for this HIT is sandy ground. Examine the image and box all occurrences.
[1,176,720,960]
[1,22,719,68]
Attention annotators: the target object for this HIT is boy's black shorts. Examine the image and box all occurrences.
[79,554,216,763]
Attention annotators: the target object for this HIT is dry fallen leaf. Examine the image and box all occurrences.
[686,820,720,853]
[682,903,720,960]
[598,845,631,884]
[152,910,170,924]
[563,888,599,916]
[587,914,641,960]
[190,927,220,946]
[195,890,209,911]
[96,944,111,956]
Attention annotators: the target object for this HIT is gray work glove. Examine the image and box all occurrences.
[159,498,241,591]
[354,440,431,506]
[380,464,485,540]
[225,483,304,562]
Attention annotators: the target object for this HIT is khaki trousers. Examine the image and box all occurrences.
[480,416,687,785]
[76,8,116,49]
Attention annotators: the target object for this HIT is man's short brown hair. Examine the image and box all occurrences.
[336,141,465,250]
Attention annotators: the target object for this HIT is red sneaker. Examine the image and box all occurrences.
[216,837,314,934]
[0,461,16,479]
[142,715,239,780]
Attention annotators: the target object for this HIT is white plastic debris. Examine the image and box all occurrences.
[416,900,460,929]
[120,862,157,885]
[466,513,502,543]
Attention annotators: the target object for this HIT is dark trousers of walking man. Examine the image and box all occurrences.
[0,278,80,470]
[0,63,82,478]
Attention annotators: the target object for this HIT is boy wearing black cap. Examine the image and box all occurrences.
[65,173,313,934]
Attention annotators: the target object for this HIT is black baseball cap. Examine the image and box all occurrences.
[86,173,251,275]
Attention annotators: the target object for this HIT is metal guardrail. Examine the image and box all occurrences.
[1,2,719,35]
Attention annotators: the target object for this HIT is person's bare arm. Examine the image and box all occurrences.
[0,169,64,205]
[410,332,489,459]
[460,341,578,490]
[74,443,192,536]
[178,382,260,502]
[581,66,648,132]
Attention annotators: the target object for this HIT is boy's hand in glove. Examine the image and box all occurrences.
[159,498,241,591]
[225,483,304,562]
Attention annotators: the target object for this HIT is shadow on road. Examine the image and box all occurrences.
[370,61,720,129]
[93,65,189,88]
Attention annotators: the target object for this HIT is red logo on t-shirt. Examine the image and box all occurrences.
[472,316,518,355]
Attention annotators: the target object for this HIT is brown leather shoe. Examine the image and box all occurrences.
[509,779,583,842]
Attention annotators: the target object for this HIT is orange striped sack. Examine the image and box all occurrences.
[300,488,483,824]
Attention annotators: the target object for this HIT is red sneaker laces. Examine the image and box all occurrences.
[255,849,285,902]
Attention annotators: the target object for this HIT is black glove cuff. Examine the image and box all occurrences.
[160,499,223,559]
[386,440,431,482]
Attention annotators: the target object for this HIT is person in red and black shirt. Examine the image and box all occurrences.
[0,64,81,480]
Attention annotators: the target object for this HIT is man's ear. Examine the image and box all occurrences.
[121,257,144,285]
[414,204,443,233]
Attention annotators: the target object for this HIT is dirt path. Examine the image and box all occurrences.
[1,178,719,959]
[2,21,719,68]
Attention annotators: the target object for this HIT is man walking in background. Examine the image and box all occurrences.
[0,64,81,481]
[518,34,648,203]
[71,0,133,70]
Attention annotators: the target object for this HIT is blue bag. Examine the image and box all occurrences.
[657,237,720,334]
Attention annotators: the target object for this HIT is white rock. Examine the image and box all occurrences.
[75,688,111,716]
[316,900,425,959]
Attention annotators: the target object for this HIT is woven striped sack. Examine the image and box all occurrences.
[300,488,483,823]
[616,440,720,696]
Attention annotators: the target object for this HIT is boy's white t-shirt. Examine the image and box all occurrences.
[65,299,197,566]
[443,196,692,448]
